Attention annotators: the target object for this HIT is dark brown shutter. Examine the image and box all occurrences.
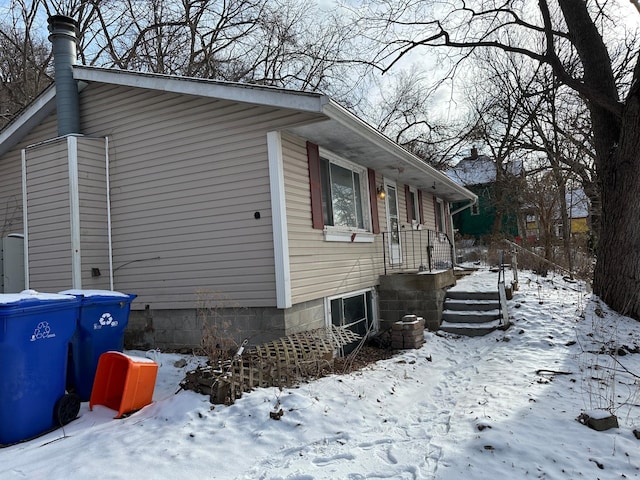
[433,196,439,231]
[405,184,412,222]
[418,190,425,224]
[306,141,323,230]
[368,168,380,234]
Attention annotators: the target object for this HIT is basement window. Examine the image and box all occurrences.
[328,289,375,354]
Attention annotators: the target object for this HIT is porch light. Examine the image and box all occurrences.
[377,186,386,199]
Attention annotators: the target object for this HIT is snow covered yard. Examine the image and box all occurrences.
[2,268,640,479]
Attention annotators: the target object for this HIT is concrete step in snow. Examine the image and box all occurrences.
[443,298,500,312]
[440,319,503,337]
[446,290,499,301]
[441,309,501,324]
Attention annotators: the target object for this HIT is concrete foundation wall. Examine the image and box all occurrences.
[125,299,326,351]
[125,307,286,352]
[124,274,450,351]
[283,298,326,334]
[378,270,456,332]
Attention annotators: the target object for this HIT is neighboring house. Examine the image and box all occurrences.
[0,16,476,350]
[525,188,590,241]
[447,147,521,240]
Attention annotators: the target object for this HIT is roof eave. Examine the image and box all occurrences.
[320,100,477,203]
[0,86,57,157]
[73,66,329,113]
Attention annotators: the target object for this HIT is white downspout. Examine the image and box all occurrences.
[449,197,477,267]
[21,149,29,289]
[450,197,477,216]
[105,136,114,290]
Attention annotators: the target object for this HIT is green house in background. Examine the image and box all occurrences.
[447,148,521,241]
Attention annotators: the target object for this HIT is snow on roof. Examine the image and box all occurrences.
[567,189,589,218]
[447,155,497,186]
[447,154,523,187]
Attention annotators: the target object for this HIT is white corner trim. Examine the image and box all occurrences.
[67,136,82,289]
[267,131,292,309]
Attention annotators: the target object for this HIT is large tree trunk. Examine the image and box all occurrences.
[593,79,640,319]
[558,0,640,319]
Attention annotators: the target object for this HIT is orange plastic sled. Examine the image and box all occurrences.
[90,351,158,418]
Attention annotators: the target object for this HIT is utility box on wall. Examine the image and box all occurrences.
[1,234,25,293]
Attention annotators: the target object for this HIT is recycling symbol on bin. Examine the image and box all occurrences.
[30,321,55,341]
[100,313,114,326]
[94,312,119,330]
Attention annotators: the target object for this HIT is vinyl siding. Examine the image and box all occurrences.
[0,116,57,238]
[421,191,437,230]
[281,133,386,304]
[77,136,111,289]
[0,80,455,312]
[281,132,455,305]
[76,83,320,309]
[24,139,73,291]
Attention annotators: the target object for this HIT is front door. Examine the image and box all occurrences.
[385,182,402,264]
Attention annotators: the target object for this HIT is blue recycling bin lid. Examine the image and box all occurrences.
[0,290,80,313]
[59,289,137,304]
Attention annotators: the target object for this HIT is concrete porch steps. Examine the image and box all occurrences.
[440,290,506,337]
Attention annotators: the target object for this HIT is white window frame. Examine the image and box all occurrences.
[435,198,445,232]
[325,287,378,335]
[319,148,373,243]
[408,185,421,229]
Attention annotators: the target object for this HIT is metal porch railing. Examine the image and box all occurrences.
[382,228,454,275]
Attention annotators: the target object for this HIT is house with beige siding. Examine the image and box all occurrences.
[0,16,476,350]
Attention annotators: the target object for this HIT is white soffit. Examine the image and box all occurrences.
[290,100,477,203]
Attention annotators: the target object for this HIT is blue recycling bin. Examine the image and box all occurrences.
[61,290,136,401]
[0,292,80,445]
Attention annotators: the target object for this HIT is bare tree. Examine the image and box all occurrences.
[458,50,536,238]
[0,0,53,128]
[356,0,640,319]
[37,0,363,91]
[523,168,560,261]
[359,67,467,168]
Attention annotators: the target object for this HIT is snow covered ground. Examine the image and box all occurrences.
[2,267,640,479]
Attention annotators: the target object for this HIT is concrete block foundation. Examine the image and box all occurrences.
[124,299,326,352]
[378,270,456,332]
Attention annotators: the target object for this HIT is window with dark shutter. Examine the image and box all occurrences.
[306,143,376,238]
[306,142,324,230]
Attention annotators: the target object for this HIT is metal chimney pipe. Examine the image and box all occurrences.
[48,15,80,136]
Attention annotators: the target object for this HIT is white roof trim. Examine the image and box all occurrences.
[0,86,57,157]
[73,66,329,113]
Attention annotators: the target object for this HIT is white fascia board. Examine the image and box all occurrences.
[322,100,477,202]
[73,66,329,113]
[0,86,57,157]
